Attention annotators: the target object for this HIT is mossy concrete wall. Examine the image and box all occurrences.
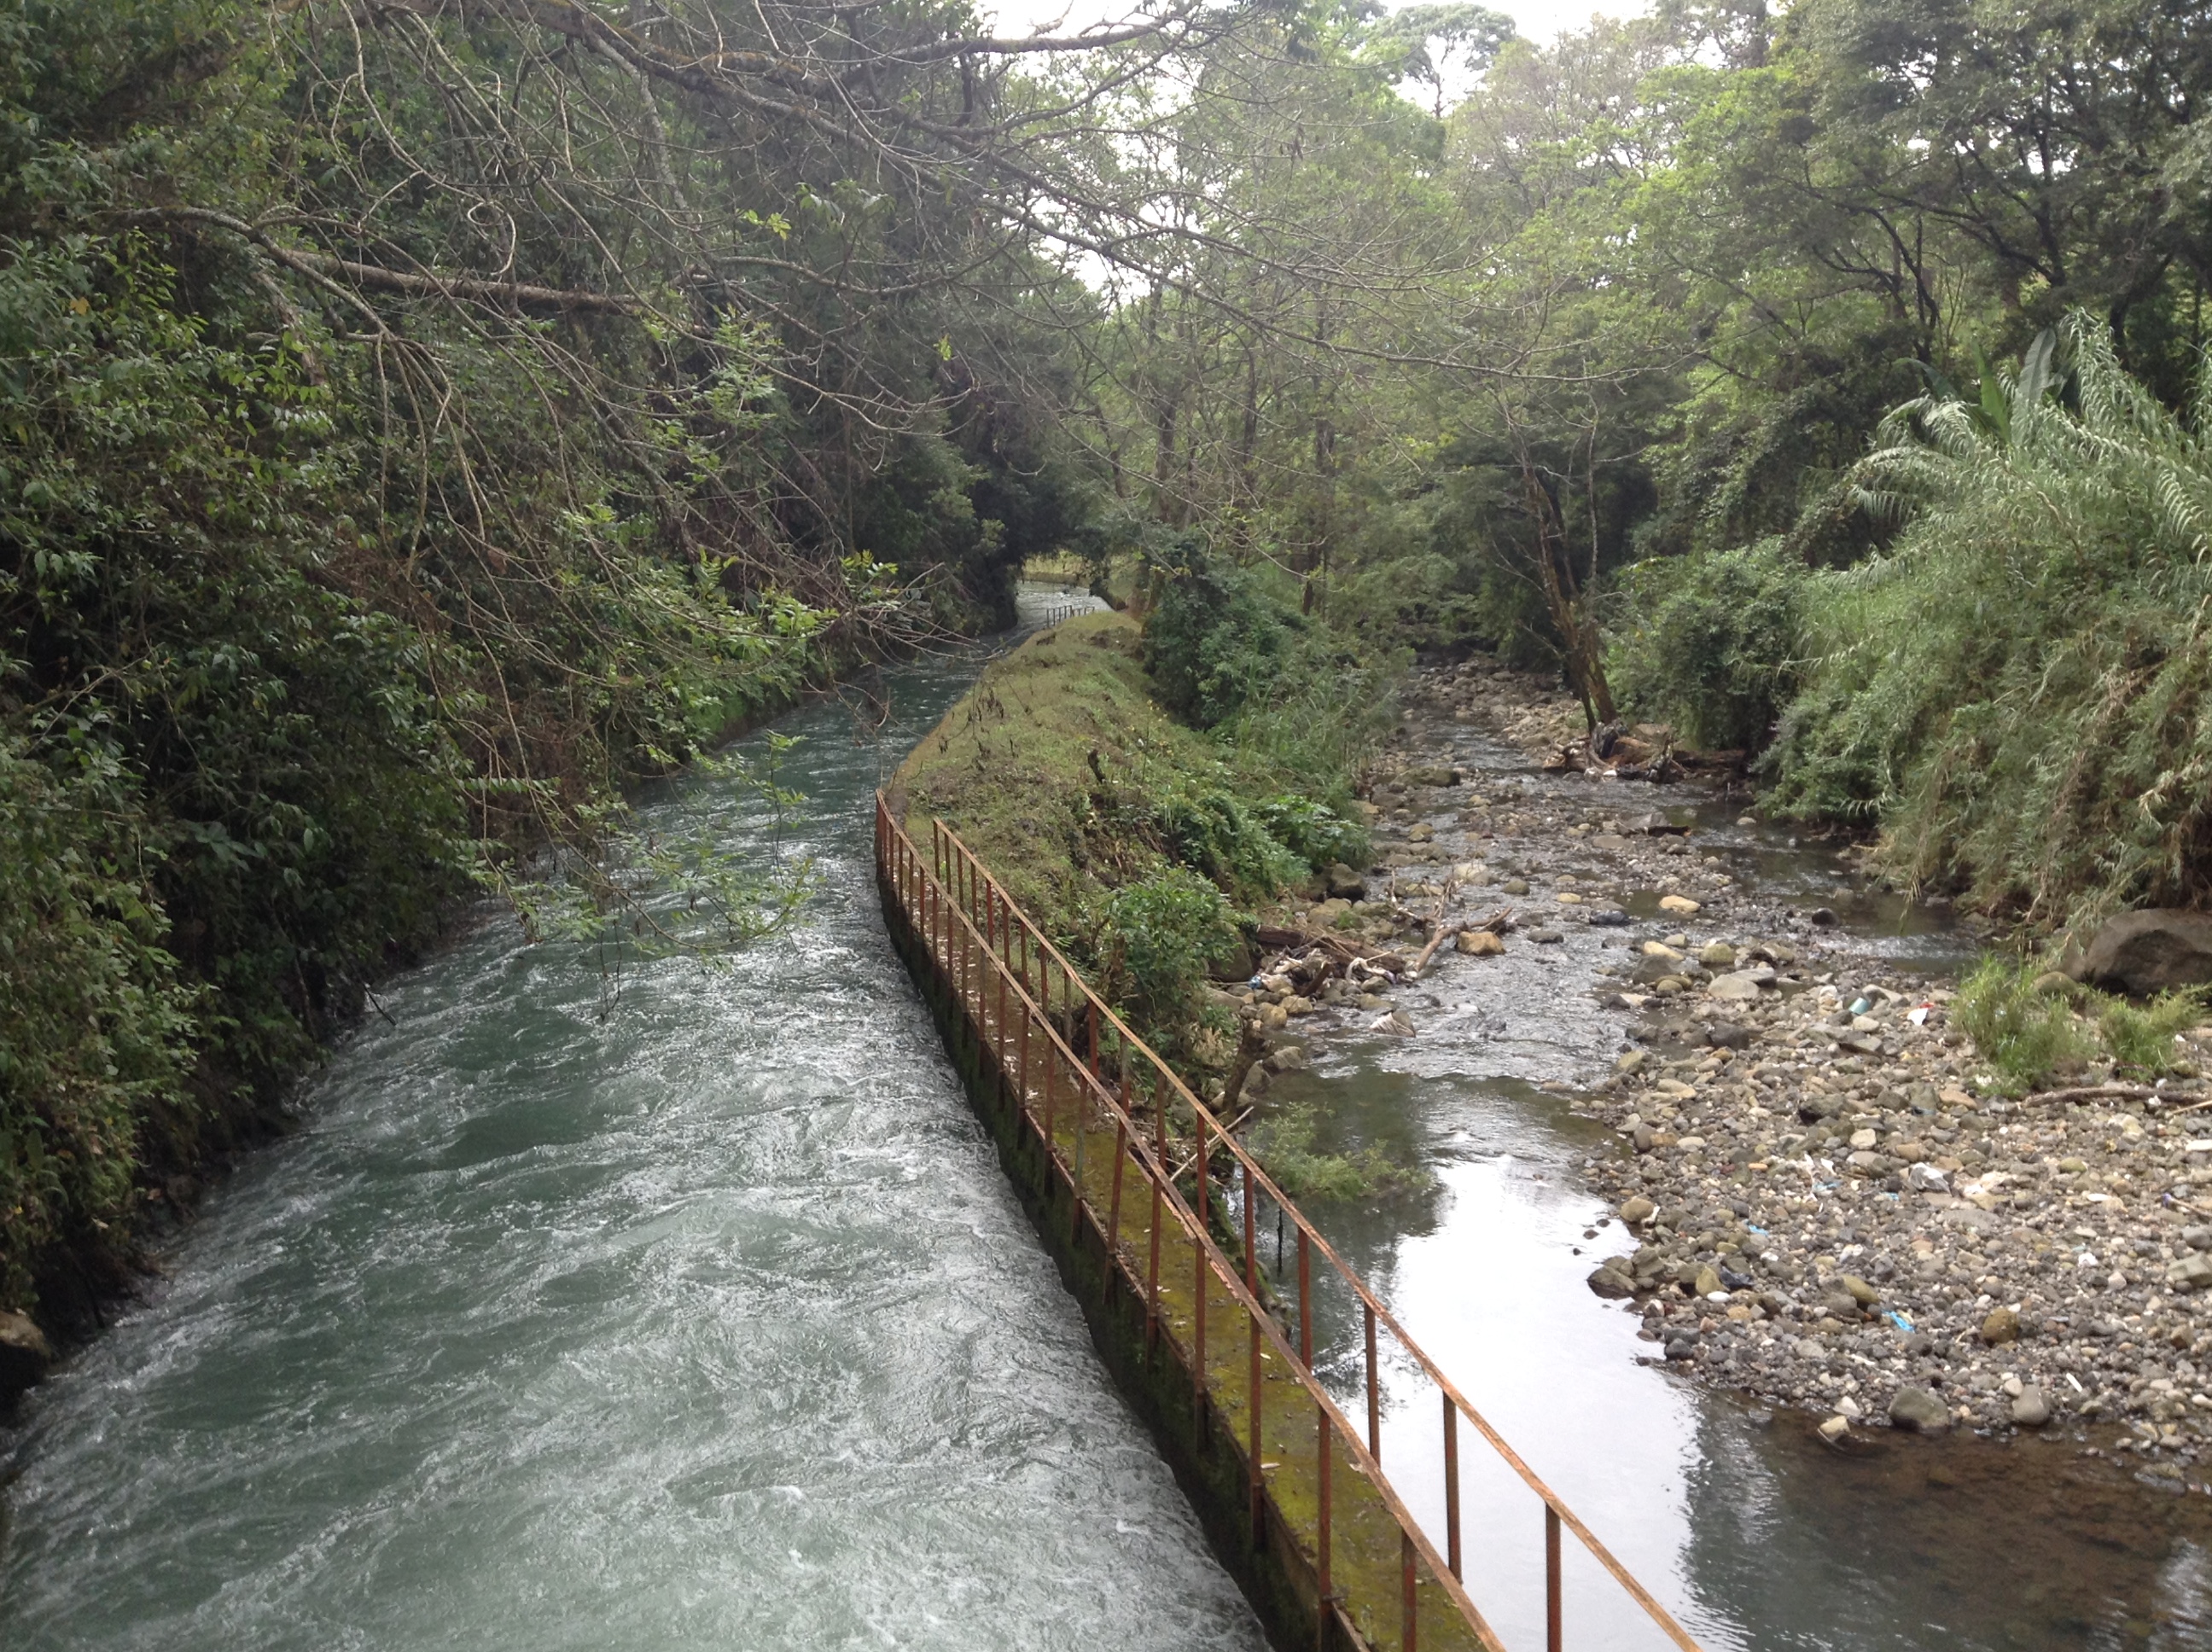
[881,866,1366,1652]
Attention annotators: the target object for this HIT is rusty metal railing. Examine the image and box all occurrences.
[876,794,1703,1652]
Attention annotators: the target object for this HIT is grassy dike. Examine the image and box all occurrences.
[889,608,1274,1079]
[879,608,1479,1651]
[892,611,1217,939]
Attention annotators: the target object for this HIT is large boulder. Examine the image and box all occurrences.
[0,1311,53,1400]
[2071,910,2212,996]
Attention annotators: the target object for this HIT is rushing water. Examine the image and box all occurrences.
[0,587,1264,1652]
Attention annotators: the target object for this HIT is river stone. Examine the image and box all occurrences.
[1708,970,1765,1001]
[0,1310,52,1393]
[1587,1263,1635,1299]
[1705,1022,1753,1050]
[1501,878,1531,896]
[1324,863,1366,899]
[2011,1386,2052,1427]
[1618,1195,1656,1224]
[2070,909,2212,996]
[1457,928,1505,956]
[1981,1306,2021,1344]
[1697,943,1736,968]
[1818,1414,1852,1443]
[1659,894,1702,916]
[1693,1265,1723,1298]
[2168,1253,2212,1292]
[1841,1274,1880,1306]
[1404,765,1458,787]
[1889,1386,1953,1432]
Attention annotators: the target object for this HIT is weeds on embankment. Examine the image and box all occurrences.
[1953,957,2207,1094]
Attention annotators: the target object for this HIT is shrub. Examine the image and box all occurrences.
[1761,313,2212,923]
[1142,538,1296,728]
[1095,868,1243,1027]
[2098,990,2206,1077]
[1607,538,1805,751]
[0,740,195,1309]
[1953,957,2093,1094]
[1246,1099,1431,1202]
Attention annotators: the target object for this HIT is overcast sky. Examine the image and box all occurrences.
[976,0,1650,56]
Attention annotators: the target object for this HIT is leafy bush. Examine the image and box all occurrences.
[2098,991,2205,1077]
[1154,788,1303,895]
[1253,794,1363,870]
[0,740,195,1309]
[1095,868,1243,1027]
[1608,538,1806,750]
[1761,314,2212,923]
[1246,1099,1431,1202]
[1953,957,2092,1094]
[1142,538,1297,728]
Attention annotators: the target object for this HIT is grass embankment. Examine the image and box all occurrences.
[893,609,1295,1074]
[890,588,1429,1216]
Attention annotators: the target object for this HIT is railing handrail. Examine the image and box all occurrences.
[917,809,1703,1652]
[907,828,1511,1650]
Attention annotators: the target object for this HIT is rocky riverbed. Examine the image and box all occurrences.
[1238,653,2212,1479]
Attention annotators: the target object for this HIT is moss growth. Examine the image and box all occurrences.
[891,609,1359,1058]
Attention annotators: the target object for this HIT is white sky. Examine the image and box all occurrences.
[978,0,1650,56]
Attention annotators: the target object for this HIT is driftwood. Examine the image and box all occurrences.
[2028,1083,2172,1107]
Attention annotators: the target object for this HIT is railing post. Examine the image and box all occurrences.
[1402,1530,1417,1652]
[1443,1398,1462,1581]
[995,951,1013,1079]
[1365,1304,1381,1463]
[1071,1073,1088,1247]
[1546,1506,1563,1652]
[1245,1161,1262,1540]
[1297,1229,1313,1365]
[1107,1114,1127,1278]
[1043,1024,1057,1156]
[1146,1095,1165,1353]
[1193,1113,1208,1417]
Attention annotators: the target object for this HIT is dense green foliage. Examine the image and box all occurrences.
[1764,317,2212,923]
[0,736,194,1307]
[1607,541,1804,752]
[0,0,1108,1313]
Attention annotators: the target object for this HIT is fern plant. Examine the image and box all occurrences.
[1766,311,2212,928]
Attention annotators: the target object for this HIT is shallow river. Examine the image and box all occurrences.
[0,587,1263,1651]
[9,594,2212,1651]
[1271,716,2212,1651]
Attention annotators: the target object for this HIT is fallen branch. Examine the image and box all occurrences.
[2026,1083,2166,1106]
[1411,922,1461,975]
